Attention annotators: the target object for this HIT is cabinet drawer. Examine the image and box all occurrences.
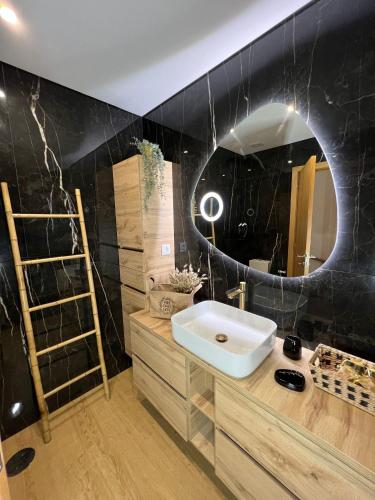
[120,266,145,292]
[215,429,294,500]
[118,215,143,250]
[122,286,146,312]
[119,249,144,272]
[216,381,375,500]
[131,322,187,397]
[121,286,146,356]
[133,356,188,440]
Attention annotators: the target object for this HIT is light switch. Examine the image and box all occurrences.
[161,243,171,256]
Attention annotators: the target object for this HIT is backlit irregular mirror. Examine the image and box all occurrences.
[193,103,337,277]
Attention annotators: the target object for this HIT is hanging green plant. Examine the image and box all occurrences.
[132,138,165,211]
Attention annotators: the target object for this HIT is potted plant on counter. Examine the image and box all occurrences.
[149,265,206,319]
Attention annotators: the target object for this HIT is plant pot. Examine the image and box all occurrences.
[149,284,202,319]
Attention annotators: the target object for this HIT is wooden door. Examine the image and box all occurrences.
[287,155,316,276]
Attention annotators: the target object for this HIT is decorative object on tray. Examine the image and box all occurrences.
[149,265,206,319]
[309,344,375,416]
[132,138,165,211]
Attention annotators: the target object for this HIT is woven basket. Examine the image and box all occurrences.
[149,284,202,319]
[309,344,375,416]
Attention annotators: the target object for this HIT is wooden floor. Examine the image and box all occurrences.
[4,369,232,500]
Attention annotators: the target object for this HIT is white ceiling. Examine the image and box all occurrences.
[221,103,314,155]
[0,0,311,116]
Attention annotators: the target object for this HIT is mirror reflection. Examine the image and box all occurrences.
[193,103,337,277]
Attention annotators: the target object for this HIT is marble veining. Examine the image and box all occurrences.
[1,0,375,440]
[0,62,141,437]
[145,0,375,361]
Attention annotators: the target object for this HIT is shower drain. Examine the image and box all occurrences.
[6,448,35,477]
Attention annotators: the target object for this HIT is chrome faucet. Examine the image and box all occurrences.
[226,281,247,311]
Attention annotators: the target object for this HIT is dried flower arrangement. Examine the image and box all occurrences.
[132,138,165,211]
[149,265,206,319]
[169,265,207,294]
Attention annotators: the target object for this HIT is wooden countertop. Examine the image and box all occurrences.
[130,310,375,480]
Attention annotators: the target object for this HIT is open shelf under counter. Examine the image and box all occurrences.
[190,389,215,422]
[190,419,215,466]
[189,404,215,466]
[189,362,215,422]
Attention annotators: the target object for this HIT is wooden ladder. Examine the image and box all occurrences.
[1,182,110,443]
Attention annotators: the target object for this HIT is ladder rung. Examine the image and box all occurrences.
[12,213,79,219]
[29,292,91,312]
[20,254,85,266]
[43,365,101,399]
[36,329,96,356]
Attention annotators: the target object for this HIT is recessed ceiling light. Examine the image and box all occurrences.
[287,104,294,112]
[0,89,5,99]
[201,178,205,181]
[222,174,225,177]
[0,6,17,24]
[230,128,235,133]
[247,169,252,172]
[288,160,293,164]
[183,150,188,154]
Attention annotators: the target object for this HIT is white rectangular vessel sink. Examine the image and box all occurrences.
[171,300,277,378]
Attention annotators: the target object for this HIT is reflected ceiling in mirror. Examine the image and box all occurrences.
[193,103,337,277]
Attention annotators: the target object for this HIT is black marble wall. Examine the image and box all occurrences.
[194,138,323,274]
[1,0,375,440]
[0,62,141,437]
[145,0,375,360]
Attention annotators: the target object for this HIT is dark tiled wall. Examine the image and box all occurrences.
[2,0,375,440]
[0,62,141,438]
[145,0,375,360]
[194,138,323,273]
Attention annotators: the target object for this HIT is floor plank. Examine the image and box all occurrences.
[3,369,232,500]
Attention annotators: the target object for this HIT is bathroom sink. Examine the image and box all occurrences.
[171,300,277,378]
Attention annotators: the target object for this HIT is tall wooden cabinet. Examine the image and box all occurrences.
[113,154,175,356]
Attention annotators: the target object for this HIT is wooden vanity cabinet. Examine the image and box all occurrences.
[215,381,374,500]
[131,322,187,397]
[215,429,294,499]
[130,313,375,500]
[133,356,188,440]
[113,155,175,356]
[131,319,189,441]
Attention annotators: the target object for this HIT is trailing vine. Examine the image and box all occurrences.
[132,138,165,211]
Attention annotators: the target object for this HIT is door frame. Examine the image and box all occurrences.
[287,161,328,277]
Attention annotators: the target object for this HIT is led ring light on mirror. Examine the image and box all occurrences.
[200,192,223,222]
